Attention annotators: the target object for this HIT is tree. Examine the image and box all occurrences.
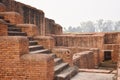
[80,21,95,32]
[102,20,114,32]
[96,19,104,32]
[114,21,120,31]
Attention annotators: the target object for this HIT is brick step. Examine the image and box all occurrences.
[8,24,17,28]
[55,66,78,80]
[8,27,22,32]
[4,19,10,23]
[100,61,117,68]
[54,63,69,75]
[54,58,63,66]
[29,45,44,51]
[28,37,34,41]
[50,54,57,58]
[8,31,27,36]
[0,16,4,19]
[29,41,38,46]
[30,49,50,54]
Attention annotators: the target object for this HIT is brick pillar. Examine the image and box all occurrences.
[73,51,95,69]
[16,24,39,37]
[34,36,55,50]
[21,54,54,80]
[52,48,73,66]
[0,36,29,79]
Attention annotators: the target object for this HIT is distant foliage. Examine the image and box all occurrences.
[64,19,120,33]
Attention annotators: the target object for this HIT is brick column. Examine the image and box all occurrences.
[73,51,95,69]
[21,54,54,80]
[0,36,29,79]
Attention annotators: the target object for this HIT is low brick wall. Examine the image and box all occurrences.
[53,35,104,49]
[73,51,95,69]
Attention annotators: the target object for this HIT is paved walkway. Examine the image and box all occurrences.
[71,72,115,80]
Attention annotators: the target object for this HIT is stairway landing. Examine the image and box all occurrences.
[71,72,115,80]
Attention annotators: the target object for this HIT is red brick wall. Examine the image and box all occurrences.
[21,54,54,80]
[0,0,45,35]
[16,24,39,37]
[0,23,8,36]
[53,35,104,49]
[52,48,73,66]
[0,12,23,24]
[0,36,29,79]
[0,3,6,12]
[117,52,120,80]
[73,51,95,69]
[34,36,55,50]
[45,18,63,35]
[104,44,120,62]
[104,32,119,44]
[0,36,54,80]
[0,0,63,35]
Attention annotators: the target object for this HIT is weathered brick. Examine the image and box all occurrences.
[0,12,23,24]
[73,51,95,69]
[16,24,39,37]
[52,48,73,66]
[34,36,55,50]
[0,3,6,12]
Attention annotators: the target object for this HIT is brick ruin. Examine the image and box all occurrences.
[0,0,119,80]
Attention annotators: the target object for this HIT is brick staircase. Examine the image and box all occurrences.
[0,16,79,80]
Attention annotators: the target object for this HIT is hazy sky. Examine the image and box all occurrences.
[15,0,120,28]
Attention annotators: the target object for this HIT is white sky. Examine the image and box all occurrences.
[15,0,120,28]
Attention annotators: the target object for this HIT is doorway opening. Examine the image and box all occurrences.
[104,51,111,61]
